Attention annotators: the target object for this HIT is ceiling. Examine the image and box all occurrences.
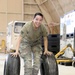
[34,0,75,34]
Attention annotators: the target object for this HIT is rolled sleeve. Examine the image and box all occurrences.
[20,30,24,37]
[20,25,26,38]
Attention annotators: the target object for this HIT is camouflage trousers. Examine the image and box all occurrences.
[20,44,42,75]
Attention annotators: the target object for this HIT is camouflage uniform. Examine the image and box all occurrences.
[19,21,48,75]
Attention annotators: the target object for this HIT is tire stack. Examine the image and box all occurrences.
[42,34,60,55]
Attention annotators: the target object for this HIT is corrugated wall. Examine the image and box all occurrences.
[0,0,22,42]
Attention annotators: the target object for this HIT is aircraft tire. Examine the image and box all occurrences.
[40,54,58,75]
[4,54,20,75]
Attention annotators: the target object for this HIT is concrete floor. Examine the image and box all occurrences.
[0,53,75,75]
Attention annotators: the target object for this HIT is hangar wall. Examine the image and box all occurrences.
[0,0,23,42]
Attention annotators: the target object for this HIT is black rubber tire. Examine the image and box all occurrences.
[4,54,20,75]
[40,54,58,75]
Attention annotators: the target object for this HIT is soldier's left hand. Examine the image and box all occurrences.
[44,50,53,55]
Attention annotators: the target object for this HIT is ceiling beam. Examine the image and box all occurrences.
[34,0,52,24]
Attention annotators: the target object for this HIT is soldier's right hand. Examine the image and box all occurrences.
[11,51,19,57]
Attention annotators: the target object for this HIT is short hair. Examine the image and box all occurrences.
[34,12,43,18]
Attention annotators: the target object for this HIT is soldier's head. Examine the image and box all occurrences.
[33,12,43,29]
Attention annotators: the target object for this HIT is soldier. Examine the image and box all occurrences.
[12,12,52,75]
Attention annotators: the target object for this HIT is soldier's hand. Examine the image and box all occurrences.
[11,52,19,57]
[44,50,52,55]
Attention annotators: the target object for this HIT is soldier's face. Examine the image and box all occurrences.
[33,15,43,28]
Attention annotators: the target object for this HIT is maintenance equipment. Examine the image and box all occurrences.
[0,40,6,53]
[7,21,26,52]
[55,44,75,66]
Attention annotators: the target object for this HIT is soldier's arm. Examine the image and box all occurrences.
[16,35,22,53]
[12,35,22,57]
[43,36,52,55]
[43,37,48,52]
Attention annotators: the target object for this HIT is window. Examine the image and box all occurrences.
[14,22,25,33]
